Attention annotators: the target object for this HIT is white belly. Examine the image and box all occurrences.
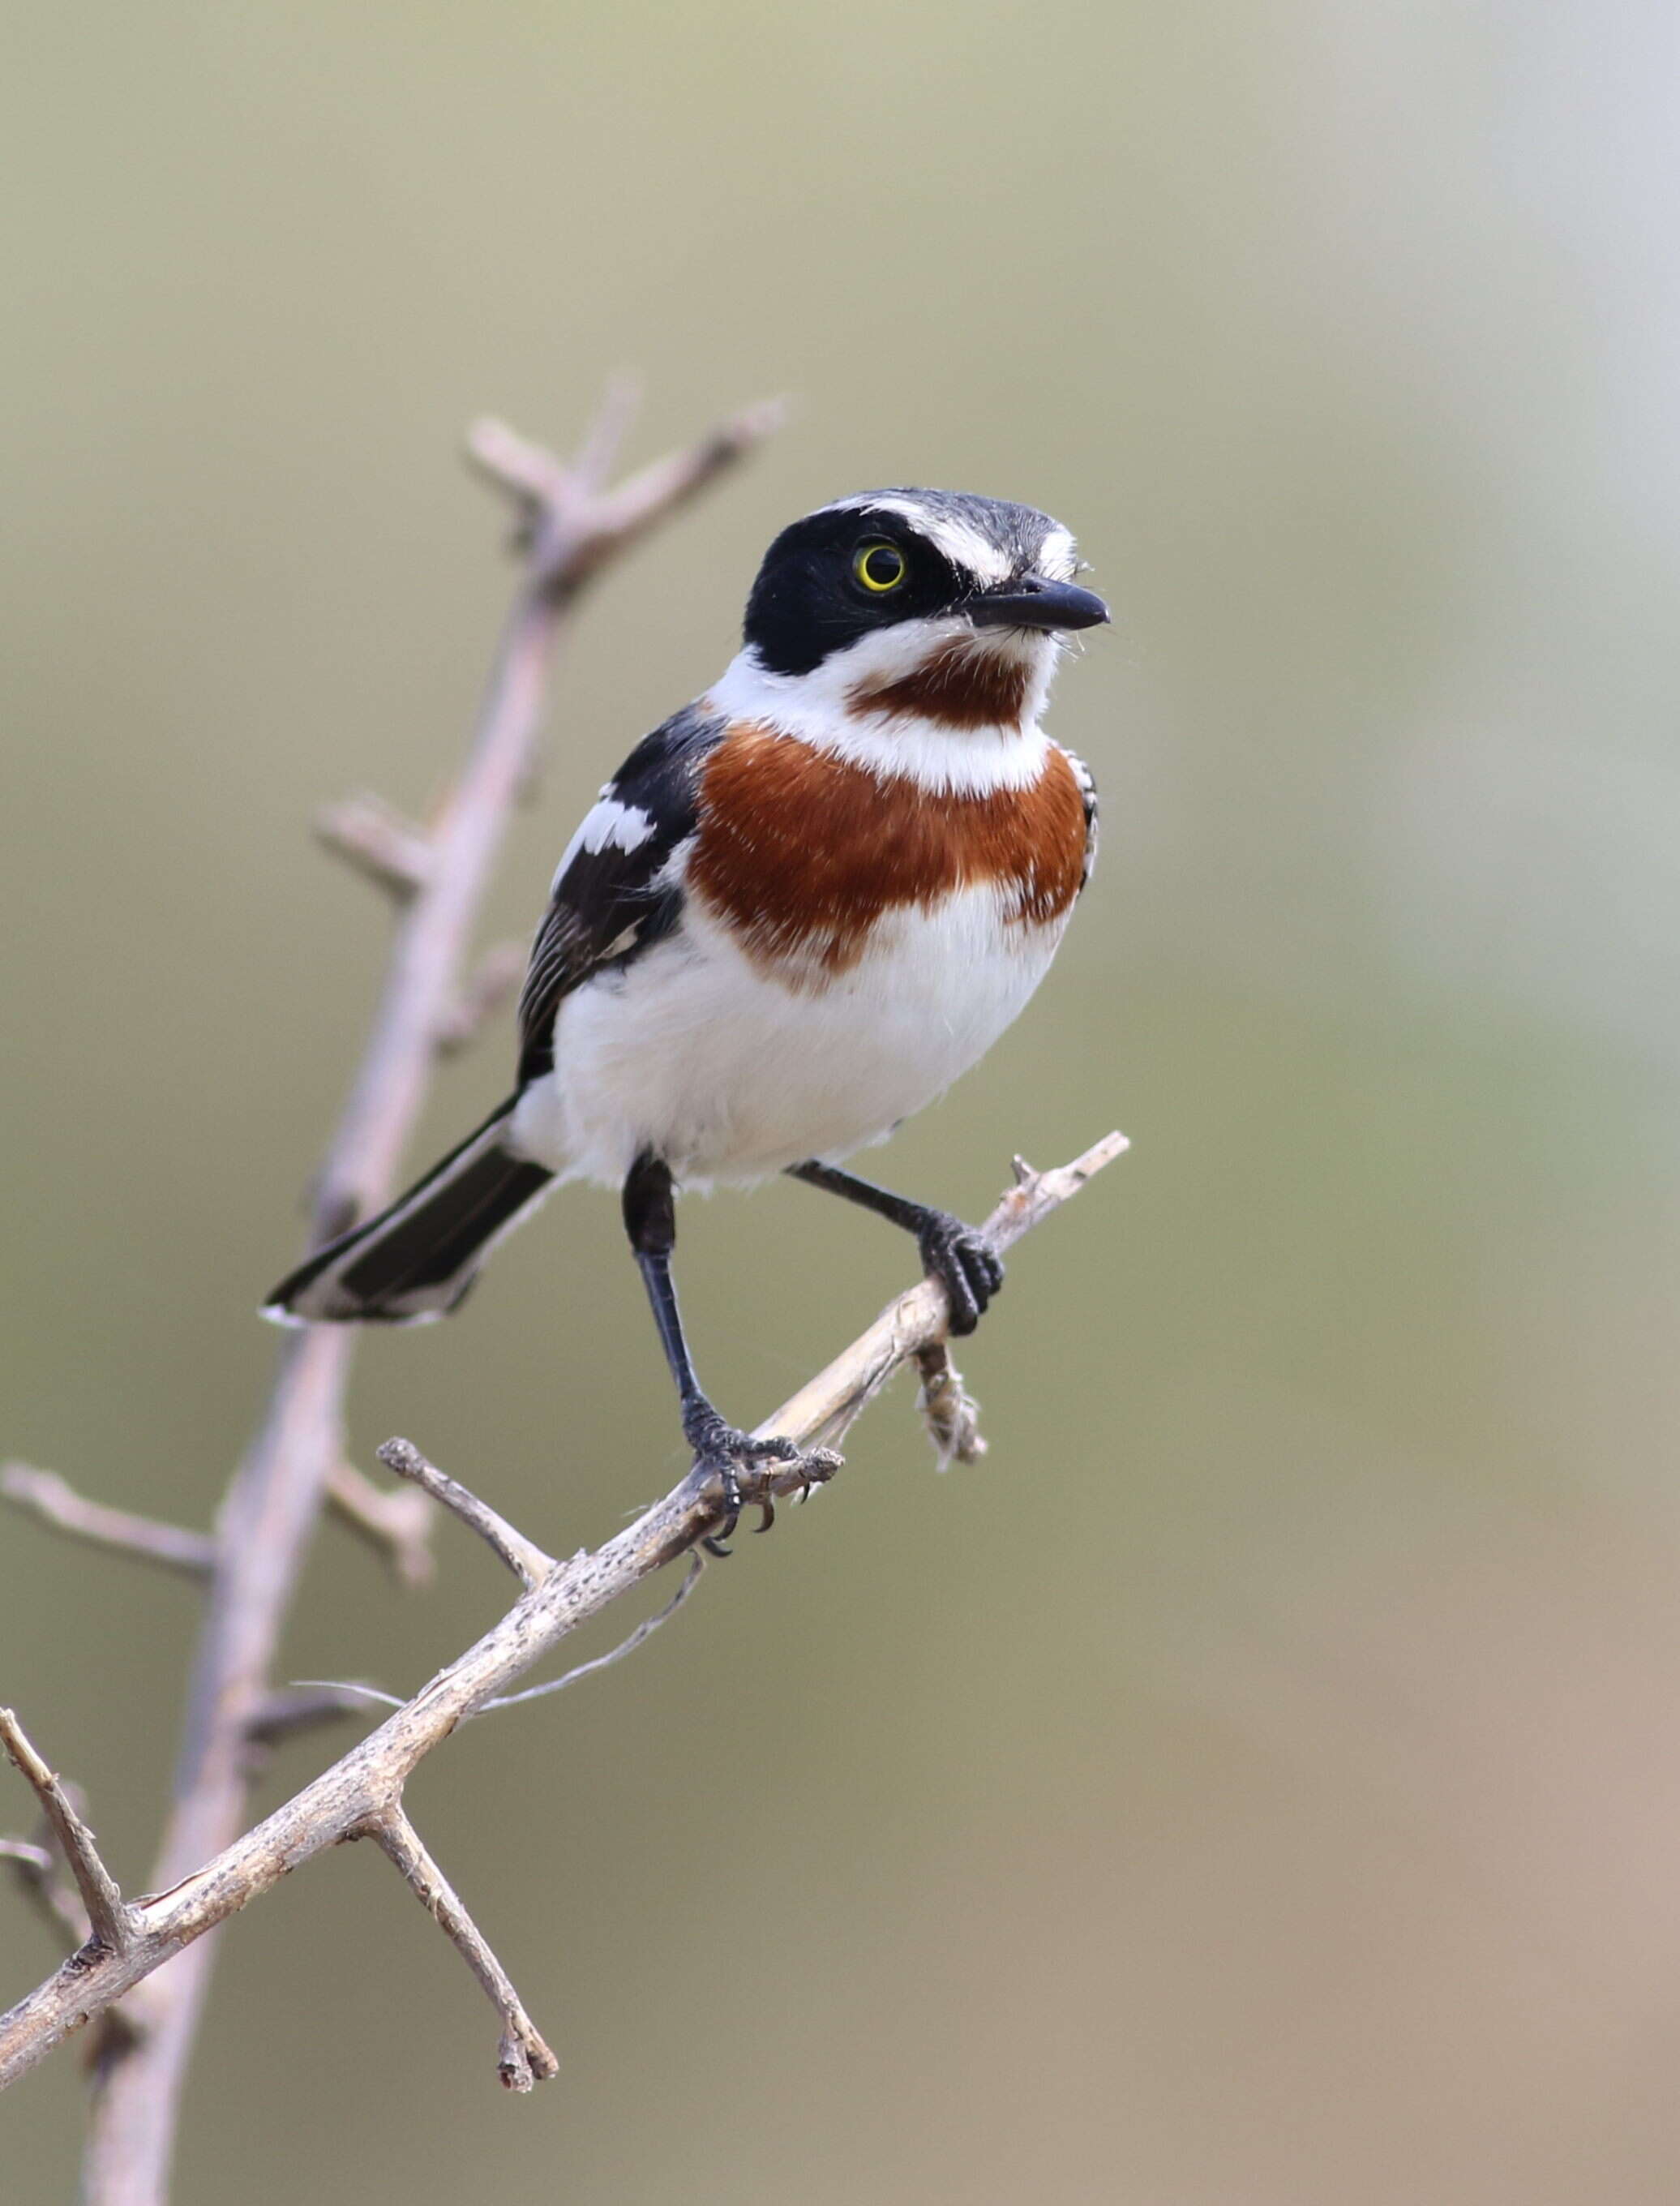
[510,887,1067,1188]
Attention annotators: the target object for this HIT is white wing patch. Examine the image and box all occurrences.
[551,795,656,891]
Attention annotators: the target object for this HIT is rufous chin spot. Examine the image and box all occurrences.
[848,639,1031,731]
[689,723,1087,985]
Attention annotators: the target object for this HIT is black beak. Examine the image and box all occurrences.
[965,576,1111,632]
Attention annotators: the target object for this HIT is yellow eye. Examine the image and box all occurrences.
[854,540,906,594]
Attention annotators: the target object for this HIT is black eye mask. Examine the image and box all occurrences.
[743,507,971,677]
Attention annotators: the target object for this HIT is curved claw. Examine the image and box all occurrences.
[685,1415,806,1554]
[753,1493,776,1534]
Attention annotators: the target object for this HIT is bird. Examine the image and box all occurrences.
[264,487,1108,1536]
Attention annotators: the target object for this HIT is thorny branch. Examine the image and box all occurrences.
[0,1466,216,1581]
[355,1806,559,2092]
[0,1711,132,1955]
[376,1438,556,1590]
[0,385,782,2206]
[0,1131,1124,2102]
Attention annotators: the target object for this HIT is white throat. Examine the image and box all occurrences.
[705,620,1061,796]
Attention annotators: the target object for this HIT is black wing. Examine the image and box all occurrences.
[515,702,723,1084]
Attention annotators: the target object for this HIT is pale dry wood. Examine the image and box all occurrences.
[313,792,435,900]
[0,1466,216,1580]
[377,1438,556,1590]
[3,389,781,2206]
[564,372,644,502]
[325,1460,438,1588]
[293,1551,709,1721]
[465,414,576,517]
[482,1553,705,1714]
[558,398,789,587]
[0,1712,131,1953]
[0,1133,1124,2097]
[356,1806,559,2091]
[0,1459,439,1593]
[1,1836,89,1953]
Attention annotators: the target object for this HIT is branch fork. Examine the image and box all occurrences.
[0,384,786,2200]
[467,395,788,599]
[0,1712,133,1958]
[376,1438,555,1590]
[1,375,1126,2195]
[1,1131,1125,2106]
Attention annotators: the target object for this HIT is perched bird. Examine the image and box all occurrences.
[265,488,1108,1528]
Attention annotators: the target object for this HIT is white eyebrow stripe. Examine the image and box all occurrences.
[820,494,1014,585]
[551,796,656,888]
[1035,526,1077,582]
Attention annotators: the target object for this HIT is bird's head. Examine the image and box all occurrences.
[712,489,1108,792]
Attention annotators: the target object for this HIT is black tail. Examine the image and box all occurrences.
[263,1097,555,1326]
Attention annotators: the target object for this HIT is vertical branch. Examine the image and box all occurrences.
[75,394,779,2206]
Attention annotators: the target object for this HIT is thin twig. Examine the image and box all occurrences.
[313,794,434,901]
[358,1806,559,2090]
[0,1712,130,1953]
[464,416,576,521]
[756,1133,1131,1465]
[244,1687,384,1749]
[565,399,788,583]
[0,1837,88,1954]
[0,1466,215,1581]
[275,1554,705,1721]
[285,1681,405,1714]
[376,1440,555,1590]
[482,1554,705,1712]
[325,1461,436,1590]
[0,1133,1125,2096]
[567,371,644,496]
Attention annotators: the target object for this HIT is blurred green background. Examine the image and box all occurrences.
[6,2,1680,2200]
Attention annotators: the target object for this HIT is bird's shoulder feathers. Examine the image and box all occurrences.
[516,702,723,1081]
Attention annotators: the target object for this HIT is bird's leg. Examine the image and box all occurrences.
[623,1152,800,1548]
[786,1160,1005,1337]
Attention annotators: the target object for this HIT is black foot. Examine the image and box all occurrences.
[684,1407,801,1552]
[916,1212,1005,1337]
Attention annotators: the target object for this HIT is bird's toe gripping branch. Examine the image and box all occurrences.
[681,1417,841,1552]
[915,1212,1005,1337]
